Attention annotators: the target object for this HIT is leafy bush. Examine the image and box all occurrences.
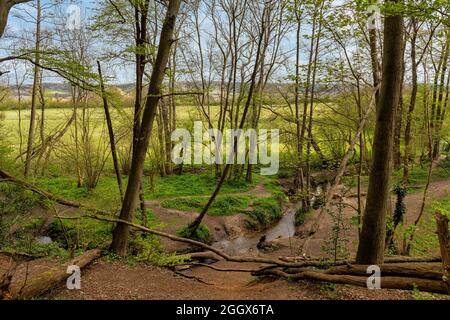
[1,240,70,261]
[0,184,43,245]
[245,197,282,231]
[128,235,189,267]
[295,207,307,226]
[48,218,112,251]
[178,223,212,244]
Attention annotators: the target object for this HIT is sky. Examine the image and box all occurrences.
[0,0,380,87]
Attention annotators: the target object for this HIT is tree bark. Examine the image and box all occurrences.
[8,249,101,300]
[187,2,270,235]
[97,61,124,200]
[0,0,32,38]
[110,0,181,256]
[403,18,418,183]
[24,0,41,177]
[435,211,450,293]
[356,0,404,265]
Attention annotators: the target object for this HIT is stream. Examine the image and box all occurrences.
[212,185,325,256]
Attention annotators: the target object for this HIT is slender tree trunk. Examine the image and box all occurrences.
[432,30,449,159]
[356,0,404,265]
[110,0,181,256]
[306,5,323,207]
[131,0,150,222]
[405,78,435,255]
[97,61,124,200]
[294,8,305,199]
[188,3,270,235]
[24,0,41,177]
[393,37,406,170]
[403,18,418,183]
[369,28,381,107]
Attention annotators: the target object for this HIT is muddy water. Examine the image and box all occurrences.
[212,185,325,256]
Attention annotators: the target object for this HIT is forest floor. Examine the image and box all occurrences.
[44,177,449,300]
[1,175,449,300]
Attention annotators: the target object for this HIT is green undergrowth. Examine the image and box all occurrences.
[245,197,283,231]
[145,172,260,200]
[177,223,212,244]
[393,159,450,189]
[406,196,450,256]
[161,195,251,216]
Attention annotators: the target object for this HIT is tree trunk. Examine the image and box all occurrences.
[188,3,270,235]
[369,28,381,107]
[393,39,406,170]
[24,0,41,177]
[97,61,124,200]
[403,18,418,183]
[356,0,404,265]
[435,211,450,293]
[110,0,181,256]
[0,0,32,38]
[8,249,101,300]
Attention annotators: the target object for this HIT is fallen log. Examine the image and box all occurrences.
[278,255,441,266]
[324,263,444,280]
[384,255,441,263]
[7,249,101,300]
[256,269,449,294]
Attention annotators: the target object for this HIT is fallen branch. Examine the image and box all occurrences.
[182,251,223,262]
[256,269,448,294]
[171,269,213,286]
[177,262,273,274]
[59,213,307,267]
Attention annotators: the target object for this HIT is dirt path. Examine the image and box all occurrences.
[146,182,271,253]
[47,258,413,300]
[292,178,450,258]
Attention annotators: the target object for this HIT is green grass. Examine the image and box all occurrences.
[49,217,112,251]
[177,223,212,244]
[407,195,450,256]
[145,173,259,200]
[263,175,287,201]
[33,175,123,211]
[245,197,283,231]
[393,159,450,189]
[161,195,251,216]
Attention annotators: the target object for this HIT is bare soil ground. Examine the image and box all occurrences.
[46,259,413,300]
[2,179,449,300]
[290,178,450,258]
